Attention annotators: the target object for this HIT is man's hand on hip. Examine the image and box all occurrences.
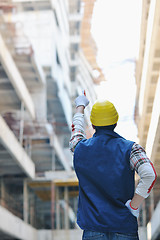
[125,200,139,218]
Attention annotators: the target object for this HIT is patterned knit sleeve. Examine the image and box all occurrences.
[69,113,86,153]
[130,143,157,198]
[130,143,150,172]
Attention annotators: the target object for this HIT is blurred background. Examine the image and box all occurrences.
[0,0,159,239]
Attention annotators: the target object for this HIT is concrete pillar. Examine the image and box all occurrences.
[150,190,154,218]
[31,87,47,122]
[64,186,69,230]
[23,179,28,223]
[24,138,32,158]
[73,197,77,228]
[56,187,60,230]
[0,178,5,207]
[51,182,55,229]
[52,149,55,171]
[19,102,24,146]
[142,201,146,227]
[30,194,35,226]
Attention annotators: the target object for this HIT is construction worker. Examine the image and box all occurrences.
[69,92,157,240]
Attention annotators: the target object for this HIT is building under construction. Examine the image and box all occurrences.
[0,0,102,239]
[0,0,160,240]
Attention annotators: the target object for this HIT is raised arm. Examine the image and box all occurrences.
[69,91,89,152]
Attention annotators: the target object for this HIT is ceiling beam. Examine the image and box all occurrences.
[0,33,35,119]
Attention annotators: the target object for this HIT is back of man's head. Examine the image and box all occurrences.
[93,124,117,132]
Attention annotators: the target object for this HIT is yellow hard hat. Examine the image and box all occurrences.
[90,100,119,126]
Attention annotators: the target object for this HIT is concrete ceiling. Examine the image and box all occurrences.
[0,143,26,176]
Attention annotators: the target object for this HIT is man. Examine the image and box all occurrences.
[69,92,157,240]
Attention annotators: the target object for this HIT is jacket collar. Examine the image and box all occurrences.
[93,128,124,139]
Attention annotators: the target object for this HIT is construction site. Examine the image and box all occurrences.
[0,0,159,239]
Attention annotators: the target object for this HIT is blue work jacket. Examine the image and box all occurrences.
[73,129,138,233]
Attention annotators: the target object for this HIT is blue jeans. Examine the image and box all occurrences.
[82,230,139,240]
